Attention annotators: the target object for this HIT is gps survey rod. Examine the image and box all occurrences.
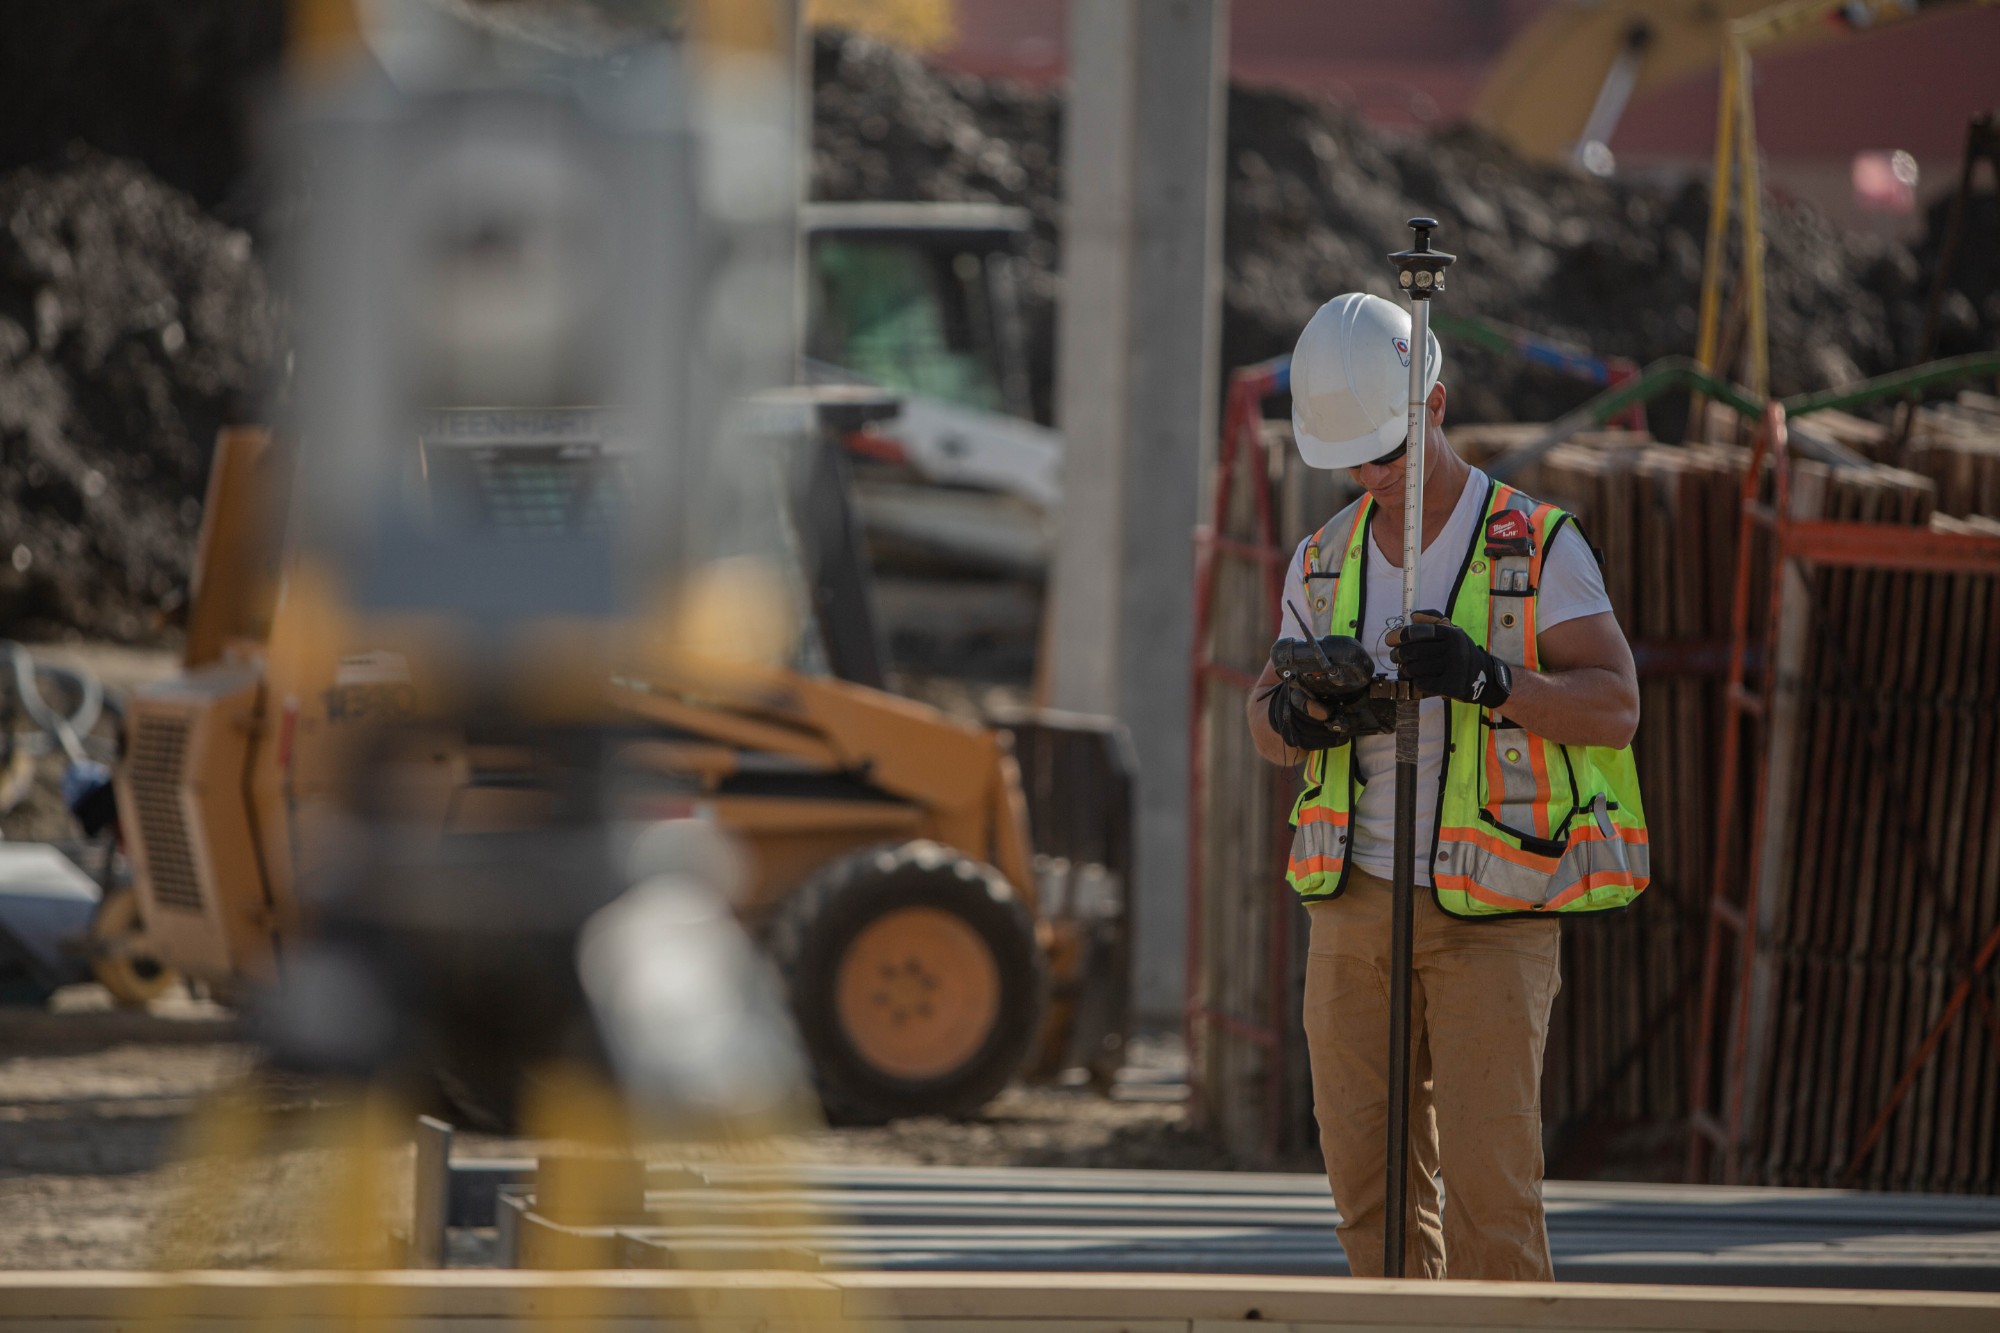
[1384,217,1454,1278]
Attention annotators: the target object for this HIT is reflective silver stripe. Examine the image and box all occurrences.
[1290,818,1348,863]
[1437,827,1646,908]
[1487,490,1535,666]
[1483,487,1539,824]
[1489,552,1531,663]
[1305,497,1366,639]
[1552,830,1647,897]
[1486,732,1543,821]
[1436,836,1561,905]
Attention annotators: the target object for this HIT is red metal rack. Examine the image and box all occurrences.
[1687,403,2000,1185]
[1185,358,1295,1157]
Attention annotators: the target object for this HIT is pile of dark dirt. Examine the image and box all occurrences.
[0,147,276,642]
[1217,91,1925,425]
[811,30,1962,429]
[0,23,1984,648]
[0,0,284,221]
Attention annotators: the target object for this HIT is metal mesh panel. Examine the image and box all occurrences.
[128,711,205,914]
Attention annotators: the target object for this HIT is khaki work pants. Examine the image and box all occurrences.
[1303,866,1562,1281]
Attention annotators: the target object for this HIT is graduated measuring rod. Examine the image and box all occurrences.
[1382,217,1454,1279]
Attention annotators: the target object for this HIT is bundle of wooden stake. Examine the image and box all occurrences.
[1517,438,1747,1177]
[1192,402,2000,1188]
[1737,469,2000,1191]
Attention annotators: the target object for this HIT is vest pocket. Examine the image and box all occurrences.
[1476,718,1573,858]
[1476,809,1568,863]
[1545,754,1649,906]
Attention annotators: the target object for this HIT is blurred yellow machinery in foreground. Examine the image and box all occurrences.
[99,0,1128,1134]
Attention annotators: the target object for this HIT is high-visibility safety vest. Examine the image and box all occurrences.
[1285,480,1650,918]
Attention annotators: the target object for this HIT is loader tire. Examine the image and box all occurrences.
[90,888,180,1009]
[769,841,1046,1126]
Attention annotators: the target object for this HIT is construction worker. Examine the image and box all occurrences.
[1244,292,1648,1282]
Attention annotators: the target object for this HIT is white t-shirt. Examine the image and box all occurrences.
[1276,467,1613,886]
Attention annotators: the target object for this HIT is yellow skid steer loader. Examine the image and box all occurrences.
[109,403,1129,1128]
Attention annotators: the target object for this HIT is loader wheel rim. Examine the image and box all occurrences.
[90,889,179,1007]
[834,906,1002,1082]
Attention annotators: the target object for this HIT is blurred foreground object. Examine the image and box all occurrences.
[101,0,1130,1133]
[109,0,809,1132]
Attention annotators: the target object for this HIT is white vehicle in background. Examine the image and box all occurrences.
[803,203,1059,570]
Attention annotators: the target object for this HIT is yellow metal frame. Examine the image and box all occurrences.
[1694,0,1999,398]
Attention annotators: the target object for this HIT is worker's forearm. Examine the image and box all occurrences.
[1494,665,1639,749]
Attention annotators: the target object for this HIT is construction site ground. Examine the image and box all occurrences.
[0,986,1210,1270]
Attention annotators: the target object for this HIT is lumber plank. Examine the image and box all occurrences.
[1887,474,1943,1192]
[1738,460,1828,1173]
[1818,471,1889,1183]
[1872,476,1932,1192]
[1924,539,1979,1191]
[1961,554,2000,1191]
[1,1272,1995,1333]
[1934,532,1994,1189]
[1899,476,1965,1191]
[1808,471,1886,1187]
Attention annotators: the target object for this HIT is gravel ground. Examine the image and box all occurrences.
[0,990,246,1269]
[0,989,1218,1270]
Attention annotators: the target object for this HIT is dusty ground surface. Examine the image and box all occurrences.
[0,990,249,1269]
[0,988,1215,1270]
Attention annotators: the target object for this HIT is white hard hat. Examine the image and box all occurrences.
[1289,292,1443,470]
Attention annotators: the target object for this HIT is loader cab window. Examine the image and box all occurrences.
[807,236,1021,418]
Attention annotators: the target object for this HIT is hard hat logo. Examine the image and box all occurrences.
[1288,291,1444,471]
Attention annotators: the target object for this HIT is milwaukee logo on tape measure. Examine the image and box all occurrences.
[1485,510,1533,555]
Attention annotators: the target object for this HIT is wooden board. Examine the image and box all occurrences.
[0,1271,1995,1333]
[476,1158,2000,1293]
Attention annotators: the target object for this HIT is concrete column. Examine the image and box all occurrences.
[1048,0,1227,1021]
[1046,1,1138,718]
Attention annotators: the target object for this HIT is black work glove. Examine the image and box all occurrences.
[1266,678,1354,751]
[1391,610,1513,708]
